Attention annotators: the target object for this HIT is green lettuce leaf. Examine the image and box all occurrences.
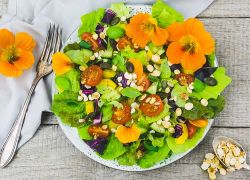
[66,49,93,66]
[152,0,184,28]
[101,104,113,123]
[102,134,127,160]
[55,69,80,93]
[121,47,148,65]
[160,59,171,79]
[121,87,141,98]
[112,55,126,72]
[206,52,216,67]
[148,134,165,147]
[77,124,93,140]
[78,8,105,37]
[195,67,232,99]
[143,104,170,124]
[52,91,86,127]
[138,143,171,168]
[181,98,214,120]
[167,127,205,154]
[110,3,130,18]
[117,141,140,166]
[171,84,189,107]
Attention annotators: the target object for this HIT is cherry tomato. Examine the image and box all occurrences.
[117,36,132,50]
[137,74,150,92]
[88,124,110,138]
[186,122,197,139]
[140,94,164,117]
[81,65,103,86]
[81,32,99,51]
[175,73,194,86]
[112,103,131,124]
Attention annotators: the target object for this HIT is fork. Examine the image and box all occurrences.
[0,24,62,168]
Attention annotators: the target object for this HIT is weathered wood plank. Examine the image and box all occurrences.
[0,125,249,180]
[199,0,250,17]
[43,18,250,127]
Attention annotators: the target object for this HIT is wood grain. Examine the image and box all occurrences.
[0,126,249,180]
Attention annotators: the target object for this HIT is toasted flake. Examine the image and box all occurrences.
[90,55,95,60]
[162,121,171,128]
[100,32,106,39]
[217,148,225,158]
[233,147,241,157]
[201,98,208,106]
[111,65,117,71]
[201,162,210,170]
[151,54,160,63]
[229,157,237,166]
[205,153,215,160]
[117,76,122,82]
[102,125,108,130]
[226,167,235,172]
[140,94,147,101]
[149,97,156,104]
[219,168,227,175]
[164,115,170,121]
[235,161,243,170]
[209,173,216,180]
[120,16,126,21]
[92,92,100,100]
[131,108,136,114]
[82,94,88,102]
[165,87,170,93]
[184,102,194,110]
[176,108,182,116]
[92,33,98,40]
[79,119,85,123]
[146,64,154,72]
[174,69,180,75]
[131,102,139,109]
[151,69,161,77]
[168,127,175,133]
[132,73,137,80]
[78,96,83,101]
[156,119,162,125]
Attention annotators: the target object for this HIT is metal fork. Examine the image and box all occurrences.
[0,24,62,168]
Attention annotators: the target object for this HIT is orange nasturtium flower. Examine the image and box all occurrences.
[52,52,73,75]
[166,18,215,72]
[0,29,36,77]
[126,13,169,48]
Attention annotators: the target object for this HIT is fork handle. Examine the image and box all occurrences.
[0,76,41,168]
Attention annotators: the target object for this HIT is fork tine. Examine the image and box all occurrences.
[43,24,56,63]
[39,24,52,61]
[48,26,62,64]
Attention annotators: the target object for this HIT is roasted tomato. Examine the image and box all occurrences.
[81,65,103,86]
[117,36,133,50]
[175,73,194,86]
[186,121,197,139]
[137,74,150,92]
[112,103,131,124]
[140,94,164,117]
[88,124,110,138]
[81,32,99,51]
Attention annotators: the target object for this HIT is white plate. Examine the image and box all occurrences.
[52,5,217,171]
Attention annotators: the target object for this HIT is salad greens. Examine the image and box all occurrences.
[52,1,232,169]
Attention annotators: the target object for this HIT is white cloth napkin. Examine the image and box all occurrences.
[0,0,214,149]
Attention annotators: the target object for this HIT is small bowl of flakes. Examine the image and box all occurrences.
[201,136,249,179]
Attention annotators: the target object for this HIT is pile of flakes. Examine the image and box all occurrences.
[201,141,247,180]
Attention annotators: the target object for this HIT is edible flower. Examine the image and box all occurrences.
[115,124,141,144]
[166,18,215,72]
[125,13,169,48]
[52,52,74,75]
[0,29,36,77]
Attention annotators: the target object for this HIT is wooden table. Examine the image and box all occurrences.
[0,0,250,179]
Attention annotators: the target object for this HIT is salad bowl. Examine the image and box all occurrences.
[52,2,230,171]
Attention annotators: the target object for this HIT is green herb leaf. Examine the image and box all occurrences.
[152,0,184,28]
[121,87,141,98]
[77,124,93,140]
[196,67,232,99]
[117,141,140,166]
[78,8,105,36]
[160,59,171,79]
[101,134,127,160]
[110,2,130,18]
[138,143,171,168]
